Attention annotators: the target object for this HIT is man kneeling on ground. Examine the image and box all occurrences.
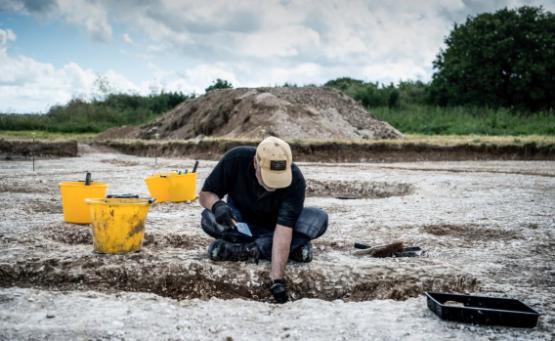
[199,136,328,303]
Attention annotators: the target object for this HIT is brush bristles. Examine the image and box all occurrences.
[371,241,404,257]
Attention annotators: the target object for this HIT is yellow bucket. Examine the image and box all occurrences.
[86,198,153,254]
[144,173,172,203]
[59,181,108,224]
[168,171,197,202]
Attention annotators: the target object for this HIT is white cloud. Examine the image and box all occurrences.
[0,51,97,112]
[0,0,112,41]
[266,63,322,85]
[0,28,16,53]
[0,30,141,113]
[56,0,112,41]
[0,29,243,112]
[2,0,555,112]
[0,28,16,45]
[91,0,495,79]
[362,61,430,84]
[122,33,133,44]
[144,63,240,94]
[237,25,321,58]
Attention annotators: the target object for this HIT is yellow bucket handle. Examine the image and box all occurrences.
[106,194,156,204]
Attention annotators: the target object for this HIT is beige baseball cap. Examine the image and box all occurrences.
[256,136,292,189]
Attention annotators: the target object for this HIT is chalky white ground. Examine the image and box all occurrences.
[0,145,553,340]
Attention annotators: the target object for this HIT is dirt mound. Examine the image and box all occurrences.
[97,87,402,140]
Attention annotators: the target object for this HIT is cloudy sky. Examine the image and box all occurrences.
[1,0,554,113]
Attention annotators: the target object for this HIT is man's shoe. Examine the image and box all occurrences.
[289,242,313,263]
[208,239,260,263]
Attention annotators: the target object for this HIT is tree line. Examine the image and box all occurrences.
[0,92,191,133]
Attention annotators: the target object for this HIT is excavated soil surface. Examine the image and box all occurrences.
[306,179,414,199]
[96,138,555,163]
[97,86,402,141]
[0,139,78,160]
[0,148,553,339]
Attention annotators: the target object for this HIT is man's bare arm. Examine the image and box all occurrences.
[199,191,220,210]
[271,224,293,280]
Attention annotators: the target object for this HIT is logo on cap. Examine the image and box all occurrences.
[270,160,287,171]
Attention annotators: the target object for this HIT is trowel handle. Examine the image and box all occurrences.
[231,218,239,230]
[192,160,199,173]
[354,242,370,249]
[85,172,92,186]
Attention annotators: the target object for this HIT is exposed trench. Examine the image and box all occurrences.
[0,221,480,303]
[0,249,479,303]
[94,139,555,162]
[0,179,481,303]
[376,166,555,178]
[0,139,78,159]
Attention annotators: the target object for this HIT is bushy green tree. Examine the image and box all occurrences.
[324,77,365,92]
[325,78,401,108]
[205,79,233,92]
[428,6,555,111]
[398,81,428,105]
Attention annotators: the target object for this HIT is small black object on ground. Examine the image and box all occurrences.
[425,292,540,328]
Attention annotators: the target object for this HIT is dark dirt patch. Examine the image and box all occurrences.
[378,166,555,178]
[100,159,140,167]
[312,240,351,252]
[0,234,18,244]
[306,179,414,199]
[23,198,62,214]
[420,224,520,241]
[489,242,554,288]
[348,274,478,301]
[142,233,211,249]
[44,224,210,250]
[44,223,92,245]
[0,293,14,304]
[0,180,50,193]
[0,139,78,159]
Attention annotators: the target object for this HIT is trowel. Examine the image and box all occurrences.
[234,222,253,237]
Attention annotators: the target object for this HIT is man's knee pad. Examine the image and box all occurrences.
[294,207,328,240]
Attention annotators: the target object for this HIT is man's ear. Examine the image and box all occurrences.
[253,156,258,168]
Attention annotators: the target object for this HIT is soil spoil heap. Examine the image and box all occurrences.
[97,87,402,140]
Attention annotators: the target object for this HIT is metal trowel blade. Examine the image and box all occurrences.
[235,222,252,237]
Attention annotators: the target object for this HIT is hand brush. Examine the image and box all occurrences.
[353,241,404,257]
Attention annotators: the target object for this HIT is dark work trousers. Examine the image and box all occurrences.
[201,205,328,260]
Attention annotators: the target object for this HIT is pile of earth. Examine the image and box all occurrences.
[97,87,402,141]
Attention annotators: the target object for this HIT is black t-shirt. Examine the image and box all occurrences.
[201,146,306,229]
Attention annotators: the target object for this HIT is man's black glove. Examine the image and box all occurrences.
[270,279,288,304]
[211,200,235,229]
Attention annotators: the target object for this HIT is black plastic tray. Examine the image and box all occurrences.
[425,292,539,328]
